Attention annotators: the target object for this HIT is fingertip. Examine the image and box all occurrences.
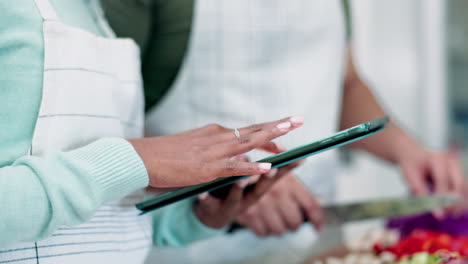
[412,187,427,197]
[236,179,249,188]
[289,116,305,127]
[275,122,292,133]
[264,168,278,179]
[276,143,287,152]
[248,174,261,184]
[258,163,272,173]
[198,192,209,200]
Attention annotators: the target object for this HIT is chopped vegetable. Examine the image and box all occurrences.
[387,212,468,238]
[374,230,468,259]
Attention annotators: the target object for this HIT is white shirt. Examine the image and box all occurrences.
[146,0,347,263]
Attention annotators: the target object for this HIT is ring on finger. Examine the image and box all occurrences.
[234,128,241,139]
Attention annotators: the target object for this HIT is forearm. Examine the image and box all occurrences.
[0,138,148,247]
[340,48,427,164]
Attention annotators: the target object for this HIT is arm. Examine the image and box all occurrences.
[340,46,465,195]
[0,2,149,247]
[340,47,423,164]
[0,2,297,247]
[0,140,149,247]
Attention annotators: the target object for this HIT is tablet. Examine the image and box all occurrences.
[136,116,390,213]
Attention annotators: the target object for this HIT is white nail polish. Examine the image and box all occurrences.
[276,122,291,130]
[199,193,208,200]
[290,116,304,124]
[258,163,272,171]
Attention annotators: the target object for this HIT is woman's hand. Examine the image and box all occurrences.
[129,116,304,188]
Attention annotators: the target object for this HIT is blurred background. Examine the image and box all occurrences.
[339,0,468,241]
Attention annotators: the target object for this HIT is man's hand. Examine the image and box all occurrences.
[399,150,465,196]
[235,173,323,237]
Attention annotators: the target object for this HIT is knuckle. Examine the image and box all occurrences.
[245,162,259,174]
[224,160,238,171]
[204,123,218,130]
[252,187,266,200]
[223,161,249,175]
[271,227,284,236]
[243,210,257,220]
[236,135,251,145]
[269,187,283,198]
[305,206,319,217]
[247,124,263,133]
[191,144,207,153]
[255,229,267,237]
[226,197,242,207]
[206,123,224,132]
[291,220,302,230]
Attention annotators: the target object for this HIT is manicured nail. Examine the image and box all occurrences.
[265,168,278,178]
[276,143,287,152]
[290,116,304,125]
[258,163,272,172]
[237,179,249,188]
[276,122,291,131]
[198,193,208,200]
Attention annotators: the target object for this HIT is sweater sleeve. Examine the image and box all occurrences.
[0,1,149,247]
[152,199,225,247]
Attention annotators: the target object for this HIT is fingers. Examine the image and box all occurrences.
[235,116,304,139]
[428,157,450,195]
[276,193,303,231]
[293,188,323,231]
[257,142,287,154]
[243,169,280,204]
[447,154,465,195]
[214,121,293,159]
[223,180,247,210]
[401,164,428,196]
[209,116,304,145]
[246,174,261,185]
[215,160,272,177]
[243,166,297,206]
[258,200,287,236]
[197,192,221,213]
[238,207,268,237]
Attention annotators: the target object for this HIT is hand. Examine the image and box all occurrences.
[129,116,304,188]
[235,173,323,237]
[399,150,466,196]
[194,161,301,229]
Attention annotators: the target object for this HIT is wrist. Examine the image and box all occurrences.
[128,138,155,186]
[389,133,428,165]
